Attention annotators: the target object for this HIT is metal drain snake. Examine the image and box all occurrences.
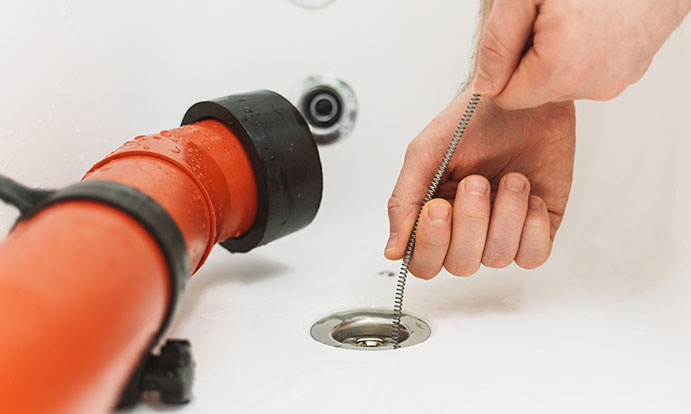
[392,93,481,349]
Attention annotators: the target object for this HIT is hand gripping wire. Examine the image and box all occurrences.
[391,93,481,349]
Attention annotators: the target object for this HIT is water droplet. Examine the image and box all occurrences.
[152,135,161,140]
[242,107,253,113]
[143,146,150,150]
[269,154,276,160]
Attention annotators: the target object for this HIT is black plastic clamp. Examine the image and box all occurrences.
[117,339,194,407]
[181,90,323,253]
[0,175,193,407]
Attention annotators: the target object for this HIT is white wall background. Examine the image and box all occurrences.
[1,1,690,413]
[0,0,477,236]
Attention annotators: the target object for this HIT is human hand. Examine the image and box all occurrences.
[385,90,575,278]
[473,0,691,109]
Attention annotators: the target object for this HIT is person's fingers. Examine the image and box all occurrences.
[473,0,538,97]
[408,199,453,279]
[482,173,530,268]
[515,196,552,269]
[443,175,491,276]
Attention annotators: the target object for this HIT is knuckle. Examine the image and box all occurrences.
[482,257,512,269]
[515,252,550,269]
[416,236,448,249]
[627,62,650,85]
[515,245,552,269]
[481,247,513,268]
[522,215,546,230]
[459,209,488,221]
[409,264,437,280]
[444,260,479,277]
[549,75,574,99]
[547,63,580,98]
[515,257,541,269]
[597,84,626,101]
[479,29,509,66]
[387,194,402,212]
[404,138,424,161]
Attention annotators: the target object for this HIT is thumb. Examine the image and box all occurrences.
[493,47,560,109]
[473,0,537,97]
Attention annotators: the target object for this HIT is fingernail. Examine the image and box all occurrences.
[528,196,543,210]
[505,174,526,192]
[428,203,451,222]
[463,176,488,195]
[474,70,494,95]
[385,233,398,253]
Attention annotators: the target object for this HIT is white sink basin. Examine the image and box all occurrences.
[1,1,690,412]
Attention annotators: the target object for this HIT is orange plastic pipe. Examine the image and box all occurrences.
[0,120,257,413]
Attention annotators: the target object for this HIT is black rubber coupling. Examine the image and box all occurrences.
[181,90,323,253]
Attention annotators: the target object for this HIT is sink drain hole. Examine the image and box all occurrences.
[332,319,410,348]
[310,308,430,351]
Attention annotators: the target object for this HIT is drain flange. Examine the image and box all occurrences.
[310,308,430,350]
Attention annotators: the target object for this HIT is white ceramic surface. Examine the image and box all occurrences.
[1,1,691,413]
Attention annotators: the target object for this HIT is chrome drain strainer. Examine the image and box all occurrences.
[310,308,431,350]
